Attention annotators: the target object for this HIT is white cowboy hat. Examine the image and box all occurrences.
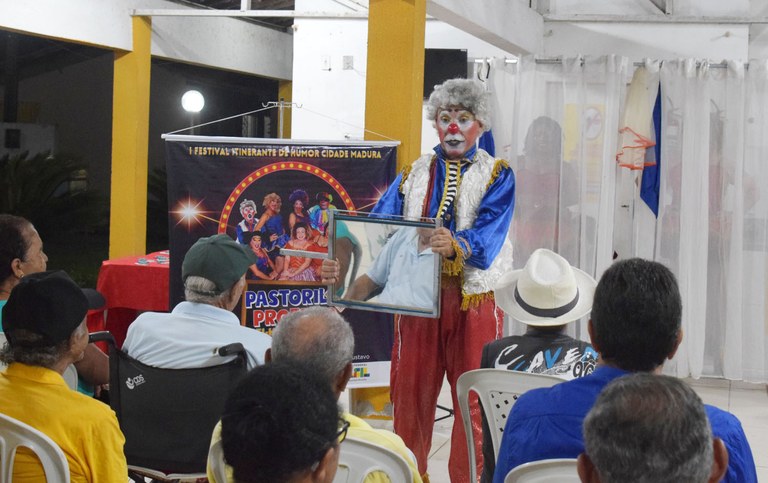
[494,248,597,327]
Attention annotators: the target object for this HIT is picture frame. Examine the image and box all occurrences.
[327,210,442,317]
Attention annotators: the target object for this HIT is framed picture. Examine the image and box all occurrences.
[327,210,442,317]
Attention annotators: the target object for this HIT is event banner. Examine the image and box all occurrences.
[164,135,399,387]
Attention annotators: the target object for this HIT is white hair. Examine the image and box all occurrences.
[184,275,233,305]
[239,199,257,216]
[425,78,491,132]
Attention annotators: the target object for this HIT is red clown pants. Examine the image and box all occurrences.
[391,280,503,483]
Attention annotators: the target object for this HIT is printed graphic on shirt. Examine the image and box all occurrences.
[492,341,597,380]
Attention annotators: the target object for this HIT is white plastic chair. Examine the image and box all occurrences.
[207,437,227,483]
[504,458,580,482]
[61,364,78,391]
[0,412,71,482]
[333,436,414,483]
[456,369,563,483]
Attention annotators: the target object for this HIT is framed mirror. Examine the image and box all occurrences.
[328,210,442,317]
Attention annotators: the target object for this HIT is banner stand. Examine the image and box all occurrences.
[164,135,399,390]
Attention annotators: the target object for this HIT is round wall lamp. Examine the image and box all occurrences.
[181,90,205,113]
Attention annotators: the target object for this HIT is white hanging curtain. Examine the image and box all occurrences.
[495,55,629,339]
[738,61,768,382]
[483,58,518,164]
[659,60,768,382]
[488,54,768,381]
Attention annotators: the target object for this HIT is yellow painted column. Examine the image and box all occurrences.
[356,0,426,419]
[365,0,426,171]
[278,80,292,139]
[109,16,152,258]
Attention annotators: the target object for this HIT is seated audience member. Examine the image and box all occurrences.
[208,306,422,483]
[0,270,127,481]
[123,234,272,369]
[578,373,728,483]
[221,360,343,483]
[480,248,597,482]
[0,214,109,389]
[493,258,756,483]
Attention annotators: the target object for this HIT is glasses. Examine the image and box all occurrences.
[310,420,351,471]
[335,419,350,445]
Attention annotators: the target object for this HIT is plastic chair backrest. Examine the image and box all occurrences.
[0,412,71,482]
[503,458,580,482]
[61,364,78,391]
[456,369,562,483]
[207,437,227,483]
[102,333,247,475]
[333,436,414,483]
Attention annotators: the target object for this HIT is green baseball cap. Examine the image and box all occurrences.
[182,235,257,293]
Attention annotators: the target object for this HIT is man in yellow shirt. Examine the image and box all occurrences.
[208,306,422,483]
[0,270,127,482]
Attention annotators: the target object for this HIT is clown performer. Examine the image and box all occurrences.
[322,78,515,482]
[235,199,259,244]
[307,191,338,233]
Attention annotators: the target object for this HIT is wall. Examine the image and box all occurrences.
[0,0,292,80]
[14,53,115,193]
[148,61,279,174]
[290,11,369,142]
[291,0,514,155]
[543,0,752,61]
[0,122,56,158]
[544,23,748,61]
[750,0,768,58]
[0,1,282,198]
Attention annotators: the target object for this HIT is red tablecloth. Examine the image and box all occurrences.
[87,250,170,348]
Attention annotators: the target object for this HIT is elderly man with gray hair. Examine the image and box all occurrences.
[578,373,729,483]
[207,305,423,483]
[123,234,272,369]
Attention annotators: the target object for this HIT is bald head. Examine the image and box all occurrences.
[271,307,355,389]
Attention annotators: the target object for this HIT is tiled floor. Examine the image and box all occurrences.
[409,376,768,482]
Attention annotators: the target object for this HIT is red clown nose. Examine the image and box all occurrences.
[447,123,460,134]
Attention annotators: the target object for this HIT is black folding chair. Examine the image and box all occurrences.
[89,331,247,482]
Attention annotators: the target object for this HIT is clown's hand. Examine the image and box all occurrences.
[430,227,456,258]
[321,258,340,284]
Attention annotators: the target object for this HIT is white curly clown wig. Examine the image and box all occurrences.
[425,78,492,132]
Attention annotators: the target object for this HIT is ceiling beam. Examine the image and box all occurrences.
[426,0,543,55]
[648,0,667,14]
[132,9,367,18]
[544,14,765,24]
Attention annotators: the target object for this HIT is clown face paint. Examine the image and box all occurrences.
[242,205,256,221]
[436,106,482,160]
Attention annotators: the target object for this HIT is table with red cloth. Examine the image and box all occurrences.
[86,251,170,348]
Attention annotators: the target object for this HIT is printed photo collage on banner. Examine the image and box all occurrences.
[164,138,399,387]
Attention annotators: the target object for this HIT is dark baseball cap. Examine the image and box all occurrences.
[182,234,257,293]
[2,270,105,347]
